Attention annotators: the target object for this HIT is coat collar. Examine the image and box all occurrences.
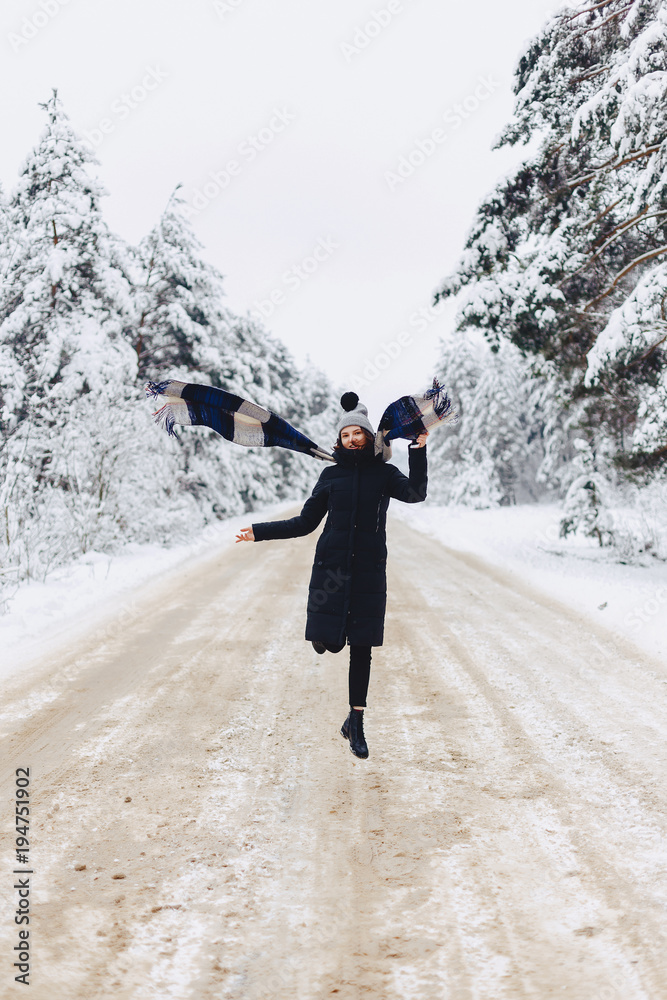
[334,446,382,469]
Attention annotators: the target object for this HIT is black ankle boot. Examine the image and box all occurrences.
[340,709,368,759]
[312,640,345,654]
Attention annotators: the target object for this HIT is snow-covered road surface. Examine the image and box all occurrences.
[2,516,667,999]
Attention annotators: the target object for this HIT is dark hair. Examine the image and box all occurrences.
[334,427,374,453]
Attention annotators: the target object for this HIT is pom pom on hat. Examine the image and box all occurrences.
[340,391,359,412]
[335,390,375,440]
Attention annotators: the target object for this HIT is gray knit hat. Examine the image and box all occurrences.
[335,392,375,438]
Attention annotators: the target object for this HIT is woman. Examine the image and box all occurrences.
[235,392,428,759]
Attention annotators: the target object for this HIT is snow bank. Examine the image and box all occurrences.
[4,500,665,685]
[0,502,291,681]
[394,502,667,663]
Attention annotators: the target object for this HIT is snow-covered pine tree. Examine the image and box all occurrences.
[0,92,215,590]
[0,93,337,594]
[0,180,23,445]
[133,186,238,384]
[435,0,667,484]
[232,331,338,506]
[298,361,342,454]
[133,190,331,513]
[526,359,581,496]
[585,265,667,473]
[0,91,149,581]
[426,333,484,504]
[428,333,546,506]
[0,181,26,591]
[132,187,249,515]
[0,183,16,277]
[559,437,615,546]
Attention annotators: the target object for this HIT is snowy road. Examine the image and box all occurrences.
[2,516,667,999]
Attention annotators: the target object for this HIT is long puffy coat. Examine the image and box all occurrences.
[252,445,427,647]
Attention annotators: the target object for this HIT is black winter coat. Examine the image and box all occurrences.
[252,445,427,647]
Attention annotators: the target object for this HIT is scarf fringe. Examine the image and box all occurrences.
[146,383,192,438]
[144,375,458,460]
[146,379,188,401]
[152,401,178,437]
[424,377,459,425]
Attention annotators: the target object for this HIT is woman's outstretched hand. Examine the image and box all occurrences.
[411,431,429,449]
[235,526,255,543]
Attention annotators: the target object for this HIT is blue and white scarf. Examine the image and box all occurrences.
[145,376,458,461]
[375,377,458,459]
[145,379,334,461]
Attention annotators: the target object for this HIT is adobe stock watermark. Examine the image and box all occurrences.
[347,297,448,391]
[625,587,667,633]
[250,236,339,322]
[339,0,417,63]
[309,567,350,609]
[7,0,74,52]
[384,75,501,191]
[80,66,168,151]
[535,518,562,550]
[212,0,249,16]
[182,107,296,219]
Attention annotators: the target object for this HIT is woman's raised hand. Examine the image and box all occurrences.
[411,431,429,449]
[235,526,255,543]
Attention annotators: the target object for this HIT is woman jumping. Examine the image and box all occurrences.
[235,392,428,760]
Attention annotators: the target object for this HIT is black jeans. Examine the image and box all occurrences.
[348,644,372,708]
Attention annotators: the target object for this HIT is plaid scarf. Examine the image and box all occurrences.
[145,380,334,461]
[376,377,458,458]
[145,376,458,461]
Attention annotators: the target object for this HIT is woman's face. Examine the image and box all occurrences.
[340,425,367,450]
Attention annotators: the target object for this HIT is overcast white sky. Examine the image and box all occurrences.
[1,0,562,423]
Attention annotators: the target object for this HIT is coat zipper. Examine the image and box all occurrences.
[339,464,358,645]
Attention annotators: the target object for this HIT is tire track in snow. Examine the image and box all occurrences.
[1,518,666,998]
[385,520,667,999]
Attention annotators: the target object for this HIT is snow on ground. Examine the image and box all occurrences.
[6,509,667,997]
[0,502,291,680]
[394,502,667,664]
[3,499,666,686]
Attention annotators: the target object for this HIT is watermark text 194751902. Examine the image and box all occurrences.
[13,768,32,986]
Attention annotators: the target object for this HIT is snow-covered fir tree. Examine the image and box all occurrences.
[435,0,667,487]
[0,91,146,583]
[559,437,615,546]
[0,94,336,593]
[133,186,240,384]
[0,183,16,277]
[133,190,334,513]
[426,334,486,505]
[429,334,548,506]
